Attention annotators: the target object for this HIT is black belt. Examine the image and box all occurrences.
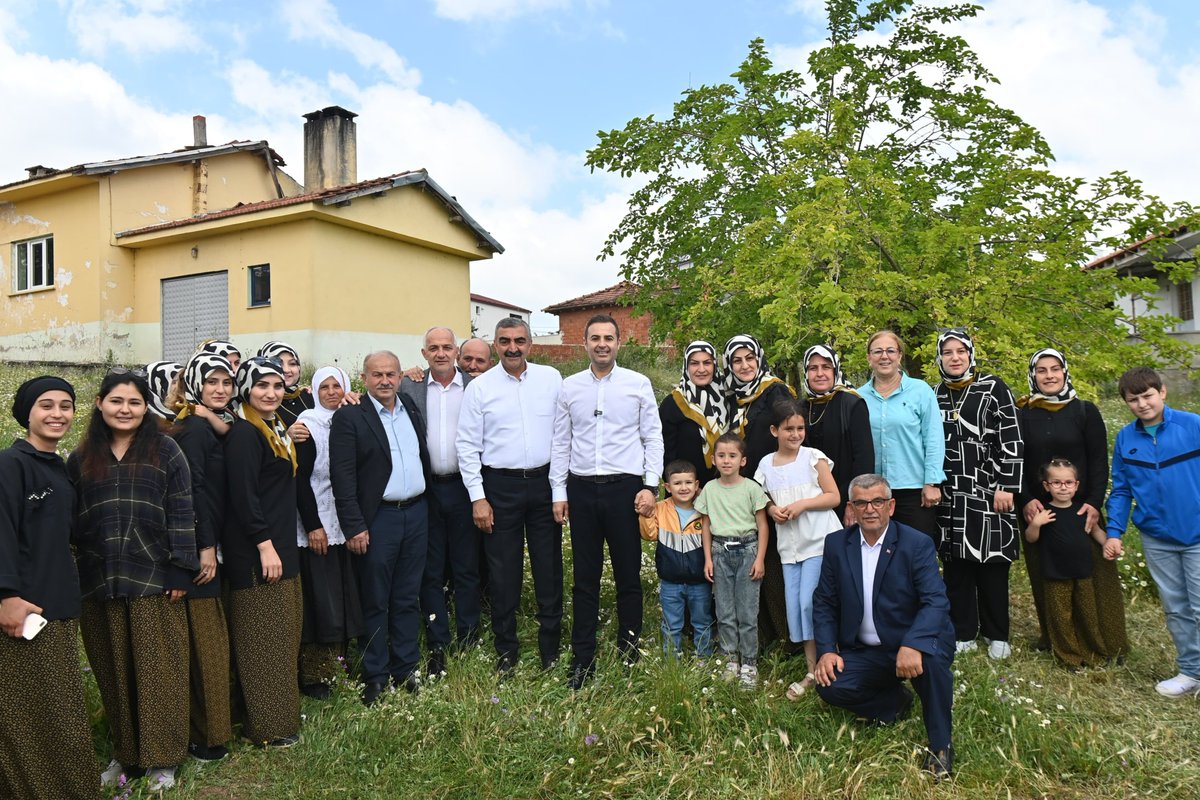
[381,495,422,509]
[430,472,462,484]
[483,464,550,479]
[570,472,638,484]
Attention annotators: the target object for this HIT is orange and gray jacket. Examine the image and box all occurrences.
[639,499,707,585]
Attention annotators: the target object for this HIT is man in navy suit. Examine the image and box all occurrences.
[813,473,955,779]
[330,351,431,705]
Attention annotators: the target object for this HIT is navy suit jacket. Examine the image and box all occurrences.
[813,520,954,659]
[329,393,431,538]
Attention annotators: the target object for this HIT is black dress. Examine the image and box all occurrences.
[172,415,226,600]
[278,391,315,429]
[800,391,875,521]
[659,393,719,485]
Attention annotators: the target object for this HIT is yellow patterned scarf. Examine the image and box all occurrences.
[238,403,297,474]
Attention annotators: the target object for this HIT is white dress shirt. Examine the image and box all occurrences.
[456,362,562,503]
[425,370,464,476]
[858,531,885,646]
[550,364,665,502]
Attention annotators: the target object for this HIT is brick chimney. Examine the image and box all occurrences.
[303,106,358,191]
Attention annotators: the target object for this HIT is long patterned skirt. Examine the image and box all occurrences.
[228,576,303,743]
[80,595,190,768]
[187,596,233,747]
[0,619,98,800]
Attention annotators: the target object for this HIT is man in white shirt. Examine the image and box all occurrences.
[399,327,477,678]
[456,318,564,674]
[551,314,664,689]
[812,474,956,780]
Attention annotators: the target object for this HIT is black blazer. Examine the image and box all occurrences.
[329,393,431,538]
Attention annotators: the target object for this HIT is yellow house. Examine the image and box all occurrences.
[0,106,502,369]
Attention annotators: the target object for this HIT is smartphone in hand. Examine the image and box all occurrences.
[22,613,47,640]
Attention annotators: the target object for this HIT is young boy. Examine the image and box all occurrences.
[697,434,770,686]
[640,460,713,658]
[1106,367,1200,696]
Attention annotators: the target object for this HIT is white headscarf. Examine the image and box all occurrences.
[296,366,351,430]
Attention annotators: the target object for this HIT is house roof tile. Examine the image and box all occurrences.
[543,280,639,314]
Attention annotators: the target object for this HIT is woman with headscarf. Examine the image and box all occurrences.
[799,344,875,524]
[294,366,364,699]
[146,360,183,423]
[170,352,236,761]
[222,356,303,747]
[723,334,796,647]
[1016,348,1128,665]
[257,341,313,428]
[934,329,1024,659]
[69,369,198,791]
[659,341,729,485]
[0,377,99,800]
[197,339,242,373]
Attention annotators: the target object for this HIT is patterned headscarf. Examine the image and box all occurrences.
[175,352,236,424]
[297,366,351,431]
[723,334,791,436]
[802,344,855,404]
[257,341,303,396]
[235,356,297,473]
[669,341,729,468]
[197,339,241,364]
[1017,348,1078,411]
[935,328,976,389]
[145,361,183,422]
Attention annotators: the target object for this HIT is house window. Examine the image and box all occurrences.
[1178,281,1195,322]
[248,263,271,307]
[509,313,523,320]
[12,236,54,292]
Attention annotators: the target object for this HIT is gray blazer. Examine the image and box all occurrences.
[399,367,473,421]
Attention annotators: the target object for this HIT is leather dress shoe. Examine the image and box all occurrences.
[922,745,953,781]
[567,662,595,691]
[427,650,447,679]
[394,673,421,694]
[362,680,388,707]
[894,686,915,722]
[495,655,516,677]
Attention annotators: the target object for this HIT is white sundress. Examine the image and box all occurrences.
[754,446,842,564]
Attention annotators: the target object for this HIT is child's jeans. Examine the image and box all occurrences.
[660,580,714,657]
[711,534,762,664]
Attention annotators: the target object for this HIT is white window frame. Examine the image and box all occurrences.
[12,235,54,292]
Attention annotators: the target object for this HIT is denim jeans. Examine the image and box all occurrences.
[711,538,762,664]
[660,580,714,657]
[782,556,823,643]
[1140,533,1200,677]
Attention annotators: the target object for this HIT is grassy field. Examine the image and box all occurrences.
[3,360,1199,799]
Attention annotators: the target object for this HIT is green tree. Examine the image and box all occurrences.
[586,0,1197,389]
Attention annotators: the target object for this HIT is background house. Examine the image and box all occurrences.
[1,106,502,368]
[542,280,651,345]
[1088,226,1200,346]
[470,292,531,341]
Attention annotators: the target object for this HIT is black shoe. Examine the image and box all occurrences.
[541,656,560,672]
[300,682,331,700]
[894,686,915,722]
[567,662,594,691]
[922,745,953,781]
[362,680,388,706]
[266,734,299,749]
[427,650,447,679]
[188,742,229,762]
[495,655,516,677]
[393,673,420,694]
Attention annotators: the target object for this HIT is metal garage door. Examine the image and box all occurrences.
[161,271,229,363]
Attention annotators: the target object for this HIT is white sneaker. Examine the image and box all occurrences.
[146,767,177,791]
[954,640,977,654]
[722,658,740,681]
[739,663,759,688]
[100,759,124,788]
[1155,673,1200,697]
[987,640,1012,660]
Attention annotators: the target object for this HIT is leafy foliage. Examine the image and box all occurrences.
[586,0,1198,387]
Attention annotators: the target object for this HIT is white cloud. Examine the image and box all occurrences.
[66,0,199,58]
[432,0,570,23]
[279,0,421,89]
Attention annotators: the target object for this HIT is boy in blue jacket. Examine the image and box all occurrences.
[1106,367,1200,696]
[640,460,713,657]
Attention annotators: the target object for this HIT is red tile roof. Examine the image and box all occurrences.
[470,293,530,313]
[543,280,640,314]
[1085,226,1192,270]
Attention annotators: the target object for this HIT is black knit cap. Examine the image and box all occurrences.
[12,375,76,429]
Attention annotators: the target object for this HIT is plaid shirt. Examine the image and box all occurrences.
[69,436,198,599]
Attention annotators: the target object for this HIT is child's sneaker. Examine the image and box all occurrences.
[739,663,758,688]
[722,658,740,681]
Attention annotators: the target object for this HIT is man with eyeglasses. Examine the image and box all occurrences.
[812,473,956,780]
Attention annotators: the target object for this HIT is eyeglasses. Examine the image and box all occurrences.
[868,348,899,358]
[1046,479,1077,488]
[243,356,283,370]
[850,497,892,510]
[108,367,148,379]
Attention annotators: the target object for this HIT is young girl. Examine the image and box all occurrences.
[1024,459,1113,669]
[698,433,770,687]
[754,398,842,699]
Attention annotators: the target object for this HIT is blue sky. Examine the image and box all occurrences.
[2,0,1198,333]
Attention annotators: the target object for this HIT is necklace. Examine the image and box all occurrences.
[808,399,832,427]
[947,384,969,421]
[874,374,902,397]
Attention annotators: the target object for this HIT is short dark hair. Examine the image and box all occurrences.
[771,397,806,427]
[1040,458,1079,481]
[714,432,745,455]
[495,317,531,339]
[1117,366,1163,399]
[664,459,698,481]
[584,313,620,340]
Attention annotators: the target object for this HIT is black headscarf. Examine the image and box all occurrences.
[12,375,76,429]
